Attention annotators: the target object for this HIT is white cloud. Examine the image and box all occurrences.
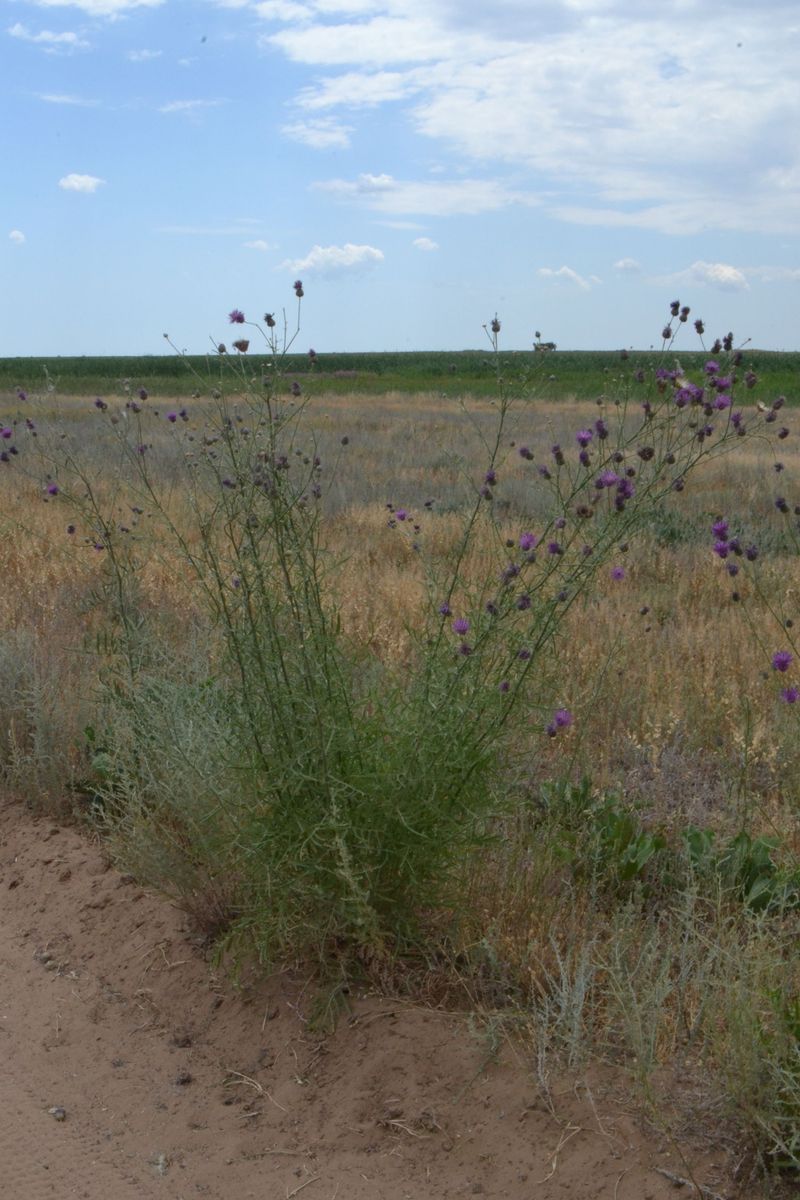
[253,0,312,18]
[244,239,271,251]
[689,260,749,291]
[58,173,105,193]
[159,99,227,115]
[315,172,537,215]
[413,236,438,251]
[537,265,594,291]
[8,22,89,51]
[746,265,800,284]
[37,92,97,105]
[281,242,384,276]
[250,1,800,237]
[282,117,352,148]
[614,257,641,273]
[127,48,162,62]
[8,230,26,244]
[29,0,164,14]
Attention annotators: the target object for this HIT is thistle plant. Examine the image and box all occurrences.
[6,293,785,969]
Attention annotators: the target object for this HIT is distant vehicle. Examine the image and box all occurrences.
[534,341,557,352]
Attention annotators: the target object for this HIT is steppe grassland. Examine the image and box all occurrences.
[4,387,798,812]
[1,381,799,1179]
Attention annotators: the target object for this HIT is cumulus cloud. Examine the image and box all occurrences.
[689,260,749,291]
[281,242,384,276]
[316,172,537,215]
[614,257,642,273]
[9,230,26,244]
[8,22,89,51]
[413,236,438,251]
[537,265,594,291]
[282,117,352,148]
[58,173,105,193]
[244,239,271,251]
[127,48,162,61]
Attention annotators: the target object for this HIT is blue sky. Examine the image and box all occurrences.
[2,0,800,355]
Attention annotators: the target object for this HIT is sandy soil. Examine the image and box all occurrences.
[0,799,746,1199]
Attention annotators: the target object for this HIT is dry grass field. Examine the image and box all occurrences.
[1,378,799,1189]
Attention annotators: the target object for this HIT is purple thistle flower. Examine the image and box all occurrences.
[610,566,625,581]
[516,594,532,611]
[772,651,793,673]
[395,508,408,521]
[596,470,619,489]
[781,687,799,704]
[457,642,472,656]
[138,387,148,401]
[228,309,245,324]
[0,428,11,440]
[704,360,719,375]
[501,563,520,582]
[713,541,730,559]
[594,418,608,440]
[579,449,591,468]
[484,468,498,486]
[519,531,537,551]
[94,398,107,411]
[438,602,452,617]
[517,648,532,660]
[711,519,729,538]
[46,482,59,496]
[745,544,759,561]
[576,429,593,448]
[547,541,562,555]
[294,280,304,298]
[554,708,573,728]
[538,465,552,480]
[66,524,75,535]
[518,445,533,460]
[167,411,177,423]
[727,562,739,577]
[499,680,510,694]
[17,389,27,402]
[452,617,470,635]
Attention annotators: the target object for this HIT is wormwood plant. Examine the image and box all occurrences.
[6,293,783,969]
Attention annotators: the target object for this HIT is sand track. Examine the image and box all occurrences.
[0,800,740,1199]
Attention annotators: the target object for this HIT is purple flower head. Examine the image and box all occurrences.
[17,389,27,402]
[781,687,799,704]
[518,445,533,460]
[711,519,729,539]
[576,429,593,448]
[554,516,567,530]
[0,428,12,440]
[551,444,565,466]
[395,508,408,521]
[457,642,472,656]
[438,601,452,617]
[745,544,759,562]
[596,470,619,490]
[46,482,59,496]
[772,651,793,673]
[519,532,538,551]
[484,469,497,486]
[547,541,562,555]
[499,680,510,694]
[610,566,625,581]
[66,524,75,535]
[595,418,609,440]
[501,563,520,582]
[517,647,532,660]
[547,708,573,737]
[704,360,720,376]
[138,387,148,401]
[538,465,552,480]
[94,398,107,411]
[228,309,245,324]
[579,449,591,468]
[713,541,730,559]
[516,594,532,611]
[294,280,304,298]
[452,617,470,636]
[167,411,178,423]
